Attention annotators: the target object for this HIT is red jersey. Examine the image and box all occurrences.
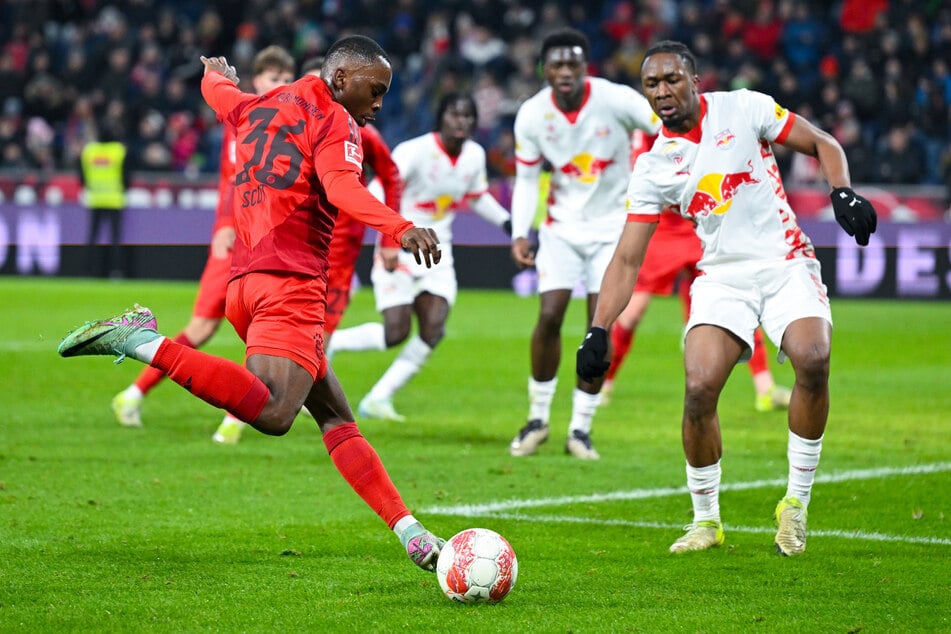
[213,126,237,234]
[200,72,413,280]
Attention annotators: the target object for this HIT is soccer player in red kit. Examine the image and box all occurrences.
[299,55,404,339]
[111,46,296,440]
[58,36,445,574]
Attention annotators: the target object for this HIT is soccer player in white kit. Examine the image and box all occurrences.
[507,28,660,460]
[577,41,877,555]
[328,92,511,422]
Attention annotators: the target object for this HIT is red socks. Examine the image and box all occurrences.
[134,332,193,394]
[749,329,769,376]
[607,322,635,382]
[322,423,409,528]
[150,338,269,422]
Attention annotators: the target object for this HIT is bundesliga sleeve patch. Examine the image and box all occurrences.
[344,141,363,166]
[774,103,788,120]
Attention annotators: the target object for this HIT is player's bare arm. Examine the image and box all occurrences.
[592,221,656,329]
[400,227,441,268]
[511,237,535,268]
[199,55,239,85]
[210,226,236,259]
[778,115,851,189]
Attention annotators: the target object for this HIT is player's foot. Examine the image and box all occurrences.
[358,396,406,422]
[212,414,247,444]
[57,304,160,364]
[399,521,445,572]
[755,385,792,412]
[774,496,807,556]
[508,419,549,457]
[565,429,600,460]
[669,520,725,554]
[598,379,615,406]
[112,390,143,427]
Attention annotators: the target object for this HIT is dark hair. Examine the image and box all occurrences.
[300,56,324,75]
[642,40,698,76]
[253,45,295,76]
[540,28,590,63]
[433,92,477,131]
[325,35,390,68]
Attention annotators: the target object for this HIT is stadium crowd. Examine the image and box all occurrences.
[0,0,948,189]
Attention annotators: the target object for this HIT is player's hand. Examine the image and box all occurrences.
[210,226,235,259]
[199,55,239,85]
[379,247,401,272]
[830,187,877,246]
[576,327,610,382]
[400,227,441,268]
[511,237,535,268]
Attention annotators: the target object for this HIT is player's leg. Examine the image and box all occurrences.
[669,324,743,553]
[748,328,792,413]
[508,288,571,456]
[761,259,833,556]
[304,367,444,572]
[772,316,831,556]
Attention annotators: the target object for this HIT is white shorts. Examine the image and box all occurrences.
[371,244,457,311]
[686,258,832,362]
[535,223,619,294]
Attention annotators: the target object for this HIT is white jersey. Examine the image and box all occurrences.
[391,132,497,245]
[513,77,660,242]
[626,90,816,270]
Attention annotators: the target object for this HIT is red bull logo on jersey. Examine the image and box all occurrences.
[416,194,458,219]
[559,153,614,184]
[714,129,735,150]
[685,161,760,218]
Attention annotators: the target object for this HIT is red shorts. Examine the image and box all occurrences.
[635,215,702,295]
[225,272,328,380]
[192,249,231,319]
[324,213,365,335]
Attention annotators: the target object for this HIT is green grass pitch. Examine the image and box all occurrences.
[1,277,949,632]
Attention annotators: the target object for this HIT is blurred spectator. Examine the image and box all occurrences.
[872,126,927,185]
[0,0,944,191]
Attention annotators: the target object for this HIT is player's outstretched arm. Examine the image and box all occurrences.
[780,114,877,246]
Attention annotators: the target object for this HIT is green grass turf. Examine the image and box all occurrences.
[1,277,949,632]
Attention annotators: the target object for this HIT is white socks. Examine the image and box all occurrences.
[367,336,432,401]
[568,388,600,435]
[686,461,721,523]
[785,430,823,508]
[132,336,164,364]
[528,377,557,423]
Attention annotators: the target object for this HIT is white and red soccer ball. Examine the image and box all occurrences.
[436,528,518,603]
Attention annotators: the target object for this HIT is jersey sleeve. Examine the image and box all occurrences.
[739,89,796,144]
[513,105,542,167]
[201,72,257,127]
[313,109,364,181]
[624,157,664,223]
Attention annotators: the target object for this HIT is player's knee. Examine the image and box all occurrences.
[384,324,411,348]
[792,346,830,390]
[683,377,719,418]
[253,404,298,436]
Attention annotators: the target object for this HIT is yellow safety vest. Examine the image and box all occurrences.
[81,141,126,209]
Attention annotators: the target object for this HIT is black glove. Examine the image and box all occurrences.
[576,327,610,382]
[830,187,877,246]
[501,219,512,236]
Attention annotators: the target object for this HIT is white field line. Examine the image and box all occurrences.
[422,462,951,546]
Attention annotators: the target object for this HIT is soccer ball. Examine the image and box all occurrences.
[435,528,518,603]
